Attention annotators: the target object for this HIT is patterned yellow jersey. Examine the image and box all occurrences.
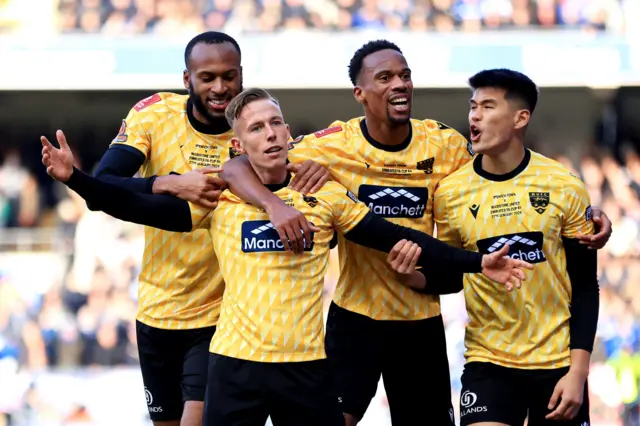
[288,117,473,320]
[434,149,595,369]
[111,92,234,330]
[191,179,369,362]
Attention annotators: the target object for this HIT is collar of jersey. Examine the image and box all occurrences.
[360,119,412,152]
[186,99,232,135]
[473,148,532,182]
[264,172,292,192]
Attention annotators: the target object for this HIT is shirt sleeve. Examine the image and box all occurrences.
[109,94,160,159]
[433,185,464,248]
[561,179,595,239]
[323,183,370,234]
[286,122,346,168]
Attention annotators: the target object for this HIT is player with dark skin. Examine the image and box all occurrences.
[40,32,331,426]
[218,42,613,426]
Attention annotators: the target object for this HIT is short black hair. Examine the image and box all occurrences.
[468,68,539,113]
[184,31,241,69]
[348,40,403,86]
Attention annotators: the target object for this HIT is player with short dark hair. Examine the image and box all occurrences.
[429,68,599,426]
[41,87,533,426]
[218,41,613,426]
[40,31,327,426]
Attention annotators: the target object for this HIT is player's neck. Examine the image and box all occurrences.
[361,119,411,150]
[481,142,526,175]
[253,164,289,186]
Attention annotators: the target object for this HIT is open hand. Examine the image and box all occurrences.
[168,167,227,209]
[480,244,534,291]
[41,130,75,182]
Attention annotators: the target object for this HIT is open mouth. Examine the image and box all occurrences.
[388,95,410,113]
[265,146,283,155]
[207,98,230,111]
[470,125,482,142]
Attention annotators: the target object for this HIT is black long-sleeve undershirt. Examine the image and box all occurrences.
[65,167,484,276]
[87,145,154,211]
[564,237,600,352]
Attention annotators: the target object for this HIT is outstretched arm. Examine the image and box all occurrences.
[343,212,532,288]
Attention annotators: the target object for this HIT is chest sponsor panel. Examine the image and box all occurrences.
[357,185,428,218]
[241,220,314,253]
[476,231,546,264]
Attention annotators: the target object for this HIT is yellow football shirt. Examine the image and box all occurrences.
[190,180,369,362]
[111,92,233,330]
[433,149,595,369]
[288,117,473,320]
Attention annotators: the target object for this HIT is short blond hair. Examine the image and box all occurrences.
[225,87,280,129]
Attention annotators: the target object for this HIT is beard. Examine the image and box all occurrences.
[386,107,411,126]
[188,81,243,125]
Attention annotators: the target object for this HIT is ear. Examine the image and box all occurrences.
[353,86,365,105]
[514,109,530,130]
[285,123,291,139]
[183,70,190,91]
[231,137,245,154]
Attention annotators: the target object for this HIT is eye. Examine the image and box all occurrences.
[251,126,261,133]
[272,120,283,126]
[379,75,389,82]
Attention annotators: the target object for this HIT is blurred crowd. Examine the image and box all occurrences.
[1,143,640,425]
[50,0,637,34]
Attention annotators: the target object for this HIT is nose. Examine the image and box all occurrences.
[470,109,481,122]
[390,75,408,92]
[265,124,276,141]
[210,78,226,95]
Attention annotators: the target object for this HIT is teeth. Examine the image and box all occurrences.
[390,98,408,104]
[210,100,226,105]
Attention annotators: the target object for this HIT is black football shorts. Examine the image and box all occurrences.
[459,361,590,426]
[136,320,215,422]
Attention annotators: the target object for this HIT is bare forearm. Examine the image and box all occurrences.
[152,174,180,195]
[221,155,285,212]
[569,349,591,378]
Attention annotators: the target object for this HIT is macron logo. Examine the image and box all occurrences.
[486,235,537,253]
[368,188,422,202]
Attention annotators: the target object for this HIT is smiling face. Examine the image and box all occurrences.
[231,98,290,176]
[468,86,530,156]
[183,41,243,123]
[354,49,413,126]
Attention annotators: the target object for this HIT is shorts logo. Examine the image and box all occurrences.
[115,120,128,143]
[460,390,487,416]
[358,185,427,218]
[242,220,314,253]
[529,192,550,214]
[145,387,163,413]
[460,391,477,408]
[476,232,546,264]
[585,205,593,221]
[145,387,153,406]
[416,157,435,175]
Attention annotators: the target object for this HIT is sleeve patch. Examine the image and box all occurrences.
[288,135,304,150]
[133,93,162,111]
[436,121,451,130]
[346,190,359,203]
[467,141,474,156]
[585,205,593,221]
[115,120,128,143]
[313,126,342,139]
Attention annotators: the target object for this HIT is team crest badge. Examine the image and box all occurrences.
[303,195,318,208]
[416,157,435,175]
[229,146,242,159]
[529,192,550,214]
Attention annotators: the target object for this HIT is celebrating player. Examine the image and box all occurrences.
[41,31,327,426]
[42,87,533,426]
[219,40,612,425]
[429,69,599,426]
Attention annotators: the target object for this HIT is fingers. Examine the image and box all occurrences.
[288,160,313,192]
[387,240,407,265]
[406,245,421,272]
[196,166,224,175]
[286,163,301,173]
[495,244,510,257]
[511,258,534,270]
[297,216,313,250]
[547,385,562,411]
[205,175,228,189]
[546,399,571,420]
[40,135,54,150]
[56,130,70,151]
[274,225,293,252]
[288,223,304,254]
[300,164,328,194]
